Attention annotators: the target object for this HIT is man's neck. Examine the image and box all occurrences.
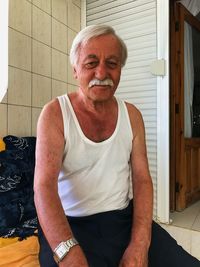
[70,90,117,115]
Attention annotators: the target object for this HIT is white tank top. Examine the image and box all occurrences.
[57,94,133,217]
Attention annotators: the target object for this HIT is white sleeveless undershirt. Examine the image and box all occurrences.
[57,94,133,217]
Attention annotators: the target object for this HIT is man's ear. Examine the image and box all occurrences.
[73,67,78,79]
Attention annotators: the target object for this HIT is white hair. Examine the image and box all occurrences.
[70,24,128,67]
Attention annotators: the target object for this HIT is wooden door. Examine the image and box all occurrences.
[170,2,200,211]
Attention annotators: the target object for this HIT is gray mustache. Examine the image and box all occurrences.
[88,79,114,88]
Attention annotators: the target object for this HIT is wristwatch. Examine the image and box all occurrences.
[53,237,79,263]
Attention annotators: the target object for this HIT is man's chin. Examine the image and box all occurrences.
[89,91,115,102]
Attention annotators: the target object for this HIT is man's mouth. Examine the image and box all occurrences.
[88,79,114,88]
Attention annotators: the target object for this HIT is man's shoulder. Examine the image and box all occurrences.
[124,101,141,116]
[39,98,63,126]
[123,101,144,133]
[43,98,61,114]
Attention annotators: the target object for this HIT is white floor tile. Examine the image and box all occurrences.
[161,201,200,260]
[192,212,200,232]
[170,200,200,230]
[161,224,191,253]
[191,231,200,260]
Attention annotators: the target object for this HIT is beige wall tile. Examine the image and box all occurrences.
[9,29,31,71]
[52,0,67,25]
[33,0,51,14]
[68,1,81,32]
[33,6,51,45]
[32,40,51,77]
[9,0,31,36]
[52,19,68,53]
[32,74,51,107]
[67,83,77,93]
[52,50,68,82]
[32,107,42,136]
[67,57,78,85]
[8,67,31,106]
[6,0,81,137]
[72,0,81,8]
[8,105,32,136]
[52,79,67,99]
[0,104,8,137]
[67,28,77,55]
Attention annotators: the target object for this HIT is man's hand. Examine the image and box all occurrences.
[60,245,89,267]
[119,243,148,267]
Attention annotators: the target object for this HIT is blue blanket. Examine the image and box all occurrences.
[0,135,37,238]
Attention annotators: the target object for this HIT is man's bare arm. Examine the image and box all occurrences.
[34,99,88,266]
[130,104,153,247]
[119,103,153,267]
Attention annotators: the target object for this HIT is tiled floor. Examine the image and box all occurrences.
[170,200,200,231]
[159,200,200,260]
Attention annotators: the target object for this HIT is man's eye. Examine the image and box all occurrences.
[107,62,118,68]
[85,62,98,68]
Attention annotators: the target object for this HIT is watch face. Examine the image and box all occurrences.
[56,243,69,258]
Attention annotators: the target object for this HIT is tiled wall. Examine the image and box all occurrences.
[0,0,81,137]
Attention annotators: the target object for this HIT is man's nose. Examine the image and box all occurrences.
[95,63,108,80]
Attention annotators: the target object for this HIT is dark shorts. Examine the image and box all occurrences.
[38,201,200,267]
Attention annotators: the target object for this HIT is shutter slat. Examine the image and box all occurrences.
[87,1,155,21]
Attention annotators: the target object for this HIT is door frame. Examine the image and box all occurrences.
[170,0,179,212]
[170,1,200,211]
[156,0,170,224]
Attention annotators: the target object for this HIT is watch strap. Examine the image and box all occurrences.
[53,237,79,263]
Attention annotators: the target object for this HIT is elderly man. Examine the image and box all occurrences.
[34,25,200,267]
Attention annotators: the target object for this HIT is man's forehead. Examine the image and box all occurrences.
[80,35,121,53]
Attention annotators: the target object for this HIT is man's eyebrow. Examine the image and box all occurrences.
[107,55,120,61]
[83,54,120,62]
[85,54,98,60]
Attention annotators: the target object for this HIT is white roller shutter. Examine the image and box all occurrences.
[86,0,158,217]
